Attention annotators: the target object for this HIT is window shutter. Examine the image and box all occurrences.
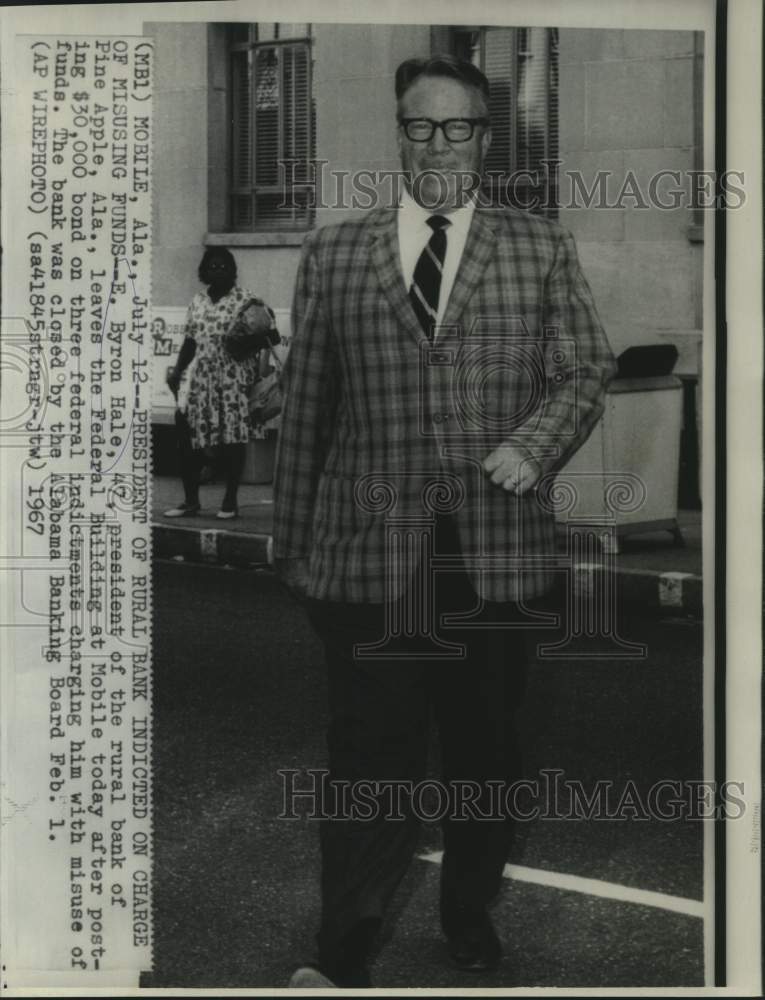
[231,48,253,227]
[254,46,280,188]
[515,27,551,174]
[548,29,559,156]
[457,26,557,213]
[482,28,514,179]
[283,44,311,184]
[229,27,314,231]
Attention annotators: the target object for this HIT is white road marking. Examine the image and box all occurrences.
[417,851,704,919]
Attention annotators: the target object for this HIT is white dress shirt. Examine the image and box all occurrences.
[397,188,476,331]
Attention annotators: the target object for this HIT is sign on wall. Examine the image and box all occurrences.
[150,309,187,423]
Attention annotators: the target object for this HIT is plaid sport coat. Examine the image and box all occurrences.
[272,204,617,603]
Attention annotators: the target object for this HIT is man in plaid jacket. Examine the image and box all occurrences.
[274,55,616,988]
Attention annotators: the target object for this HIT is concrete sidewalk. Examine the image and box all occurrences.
[151,475,703,618]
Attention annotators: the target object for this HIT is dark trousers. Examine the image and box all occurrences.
[175,409,203,504]
[306,517,528,981]
[175,409,246,508]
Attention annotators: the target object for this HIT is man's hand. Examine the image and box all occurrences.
[274,557,311,600]
[482,444,541,495]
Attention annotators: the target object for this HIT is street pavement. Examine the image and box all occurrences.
[144,559,705,990]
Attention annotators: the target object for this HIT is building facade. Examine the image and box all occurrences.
[149,21,704,505]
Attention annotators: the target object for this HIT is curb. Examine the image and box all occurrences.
[153,523,271,567]
[576,564,702,619]
[152,523,702,619]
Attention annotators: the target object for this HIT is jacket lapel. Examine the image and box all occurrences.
[369,208,429,347]
[441,207,499,332]
[368,204,500,345]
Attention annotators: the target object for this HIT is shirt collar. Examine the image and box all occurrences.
[399,186,477,236]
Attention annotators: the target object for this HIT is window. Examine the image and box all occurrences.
[453,26,559,215]
[229,24,315,230]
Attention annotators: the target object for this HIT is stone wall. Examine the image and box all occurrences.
[558,28,703,368]
[149,23,704,378]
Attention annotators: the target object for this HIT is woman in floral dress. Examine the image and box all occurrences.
[164,247,277,519]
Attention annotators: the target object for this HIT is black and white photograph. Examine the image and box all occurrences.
[0,0,761,995]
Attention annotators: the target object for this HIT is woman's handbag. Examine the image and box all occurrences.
[248,343,286,427]
[223,297,276,361]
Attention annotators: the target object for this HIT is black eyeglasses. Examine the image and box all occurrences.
[398,117,490,143]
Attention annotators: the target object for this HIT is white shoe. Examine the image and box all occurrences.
[163,502,201,518]
[288,966,337,988]
[216,508,238,520]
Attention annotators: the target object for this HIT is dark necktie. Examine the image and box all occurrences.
[409,215,450,340]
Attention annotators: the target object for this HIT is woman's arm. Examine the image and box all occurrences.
[166,336,196,396]
[166,305,198,396]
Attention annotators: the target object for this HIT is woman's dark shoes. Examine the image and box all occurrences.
[443,905,502,972]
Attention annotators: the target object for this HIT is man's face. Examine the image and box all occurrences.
[397,75,491,212]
